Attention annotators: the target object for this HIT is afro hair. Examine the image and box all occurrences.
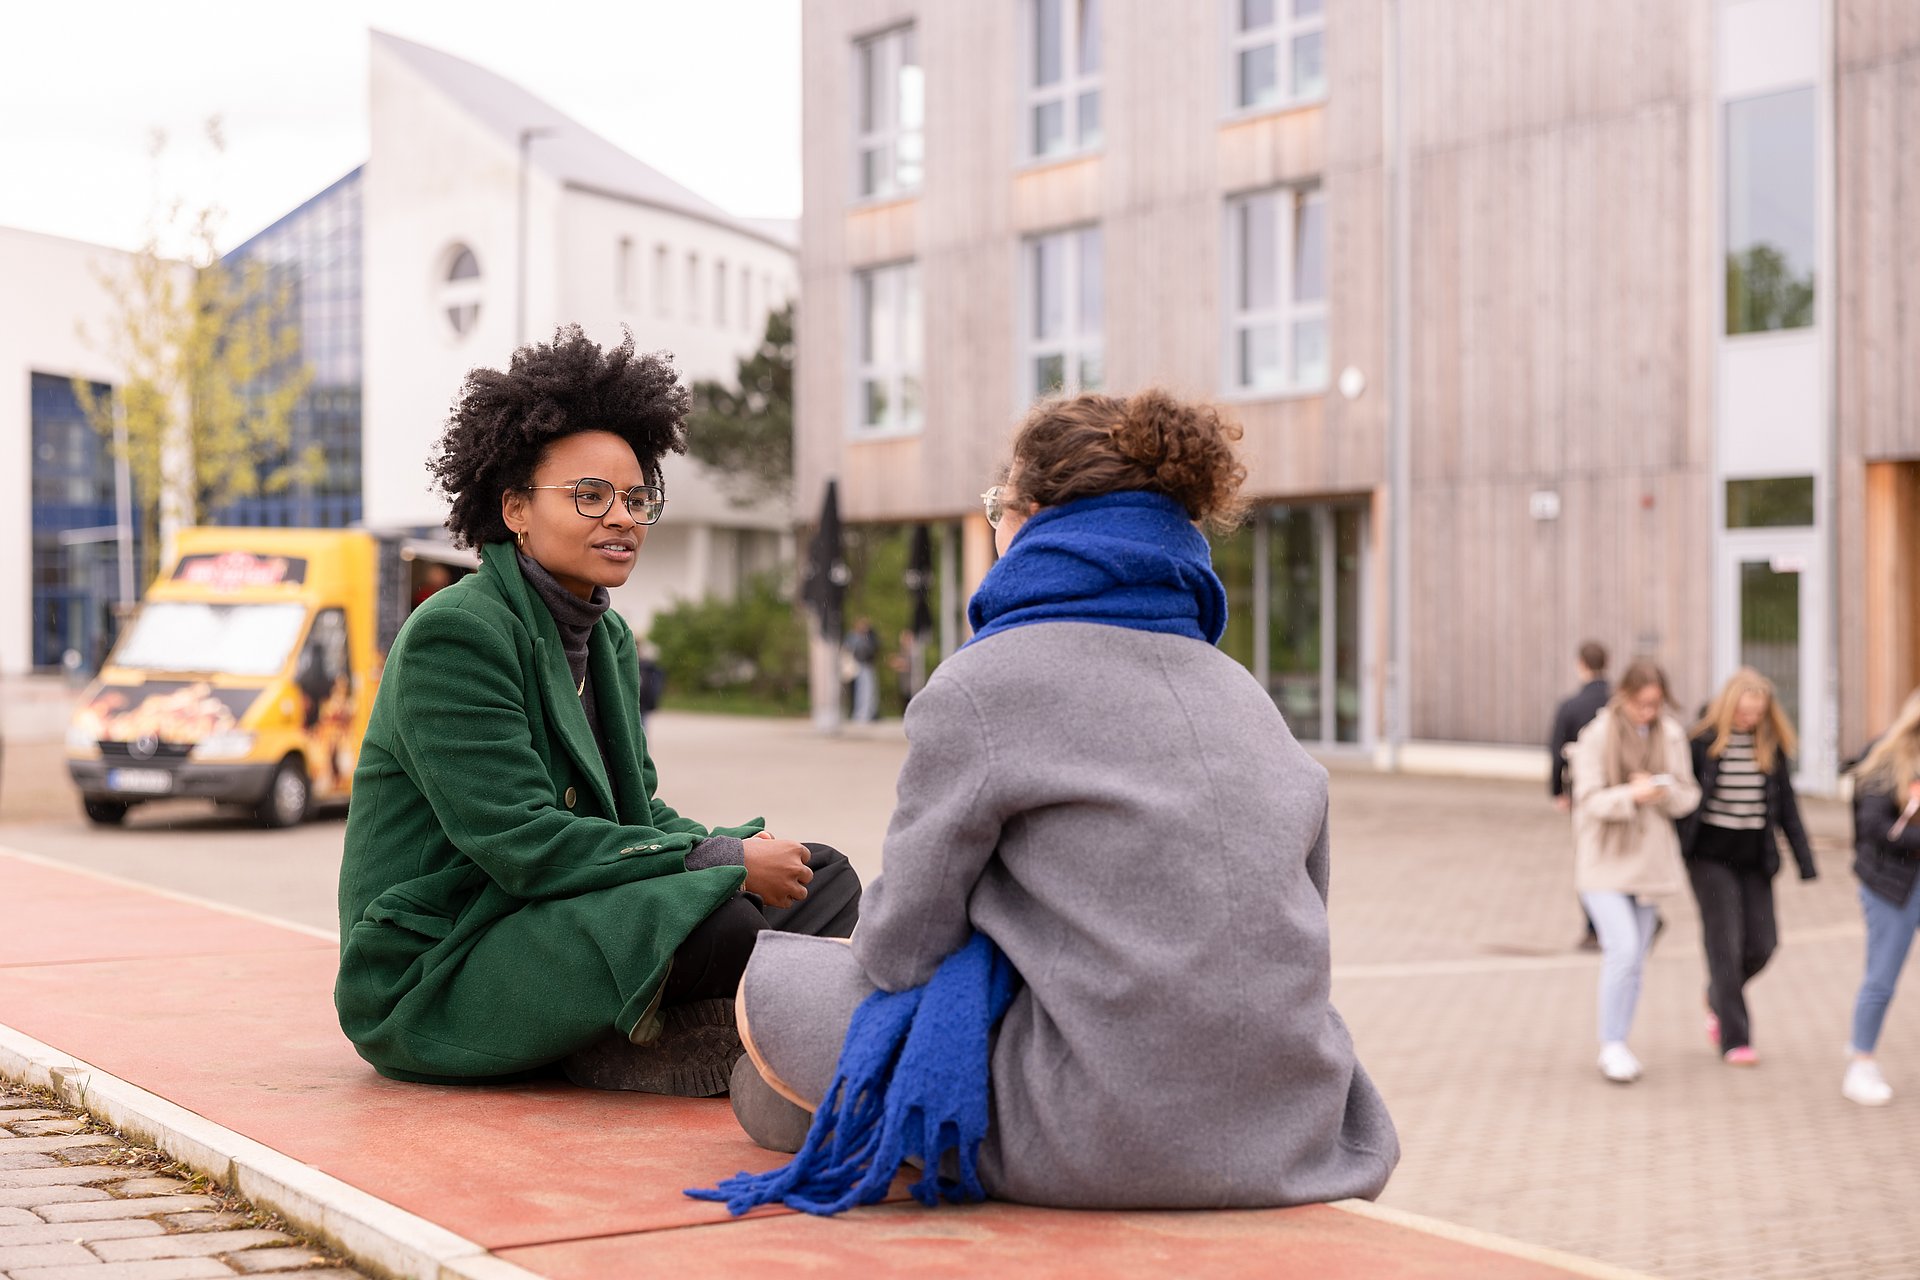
[428,325,690,549]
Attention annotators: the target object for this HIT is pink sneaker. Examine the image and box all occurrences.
[1724,1046,1758,1067]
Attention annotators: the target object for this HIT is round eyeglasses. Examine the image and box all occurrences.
[981,485,1007,529]
[521,478,667,524]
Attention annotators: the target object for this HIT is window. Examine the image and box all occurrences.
[653,245,671,316]
[1023,226,1103,399]
[686,252,702,321]
[617,237,634,307]
[715,260,728,326]
[1726,476,1815,528]
[741,271,754,329]
[856,25,924,198]
[1229,0,1325,112]
[1726,87,1816,335]
[440,244,482,336]
[853,262,922,434]
[1226,186,1327,393]
[1026,0,1102,160]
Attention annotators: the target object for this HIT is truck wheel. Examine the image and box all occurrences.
[83,798,130,826]
[257,758,310,829]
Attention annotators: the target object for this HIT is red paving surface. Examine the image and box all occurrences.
[0,849,1599,1277]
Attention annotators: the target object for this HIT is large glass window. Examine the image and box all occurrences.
[1726,87,1816,335]
[1229,0,1326,112]
[856,25,925,199]
[1228,185,1327,393]
[853,261,923,435]
[1726,476,1815,528]
[1210,502,1366,743]
[1023,226,1103,400]
[1027,0,1102,160]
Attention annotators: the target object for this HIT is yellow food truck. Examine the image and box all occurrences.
[66,527,471,827]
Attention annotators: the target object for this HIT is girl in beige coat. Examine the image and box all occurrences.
[1571,659,1702,1083]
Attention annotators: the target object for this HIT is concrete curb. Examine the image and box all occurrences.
[1330,1199,1661,1280]
[0,1022,543,1280]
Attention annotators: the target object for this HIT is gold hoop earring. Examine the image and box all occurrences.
[516,529,527,551]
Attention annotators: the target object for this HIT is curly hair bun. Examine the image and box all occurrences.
[1011,388,1248,533]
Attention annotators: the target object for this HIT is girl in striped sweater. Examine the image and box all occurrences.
[1679,668,1817,1067]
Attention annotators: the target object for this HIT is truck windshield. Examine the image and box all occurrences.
[113,602,309,678]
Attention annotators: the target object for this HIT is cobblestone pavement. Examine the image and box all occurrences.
[0,1087,364,1280]
[1323,768,1913,1280]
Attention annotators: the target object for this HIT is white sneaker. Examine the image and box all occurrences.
[1843,1059,1892,1107]
[1599,1042,1642,1084]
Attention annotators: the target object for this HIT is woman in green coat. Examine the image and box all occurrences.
[335,327,859,1093]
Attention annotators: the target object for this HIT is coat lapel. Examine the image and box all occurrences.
[482,543,617,817]
[589,625,647,822]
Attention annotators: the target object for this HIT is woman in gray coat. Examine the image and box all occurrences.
[729,389,1398,1209]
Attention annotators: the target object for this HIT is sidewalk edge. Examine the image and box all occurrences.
[1330,1199,1660,1280]
[0,1021,543,1280]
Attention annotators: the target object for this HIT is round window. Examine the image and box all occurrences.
[440,244,482,337]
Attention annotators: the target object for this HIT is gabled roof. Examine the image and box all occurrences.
[372,31,794,252]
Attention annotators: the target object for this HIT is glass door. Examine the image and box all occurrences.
[1718,530,1825,781]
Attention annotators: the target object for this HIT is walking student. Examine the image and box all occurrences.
[1570,659,1702,1083]
[1842,688,1920,1106]
[335,326,859,1094]
[1550,641,1613,949]
[719,389,1398,1210]
[1679,669,1816,1067]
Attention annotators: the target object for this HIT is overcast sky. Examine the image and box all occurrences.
[0,0,801,255]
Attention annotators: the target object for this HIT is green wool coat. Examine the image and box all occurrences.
[335,541,755,1083]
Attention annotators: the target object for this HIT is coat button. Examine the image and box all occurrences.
[564,787,577,808]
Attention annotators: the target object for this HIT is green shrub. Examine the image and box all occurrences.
[647,571,810,713]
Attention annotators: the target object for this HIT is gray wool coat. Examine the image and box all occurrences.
[742,621,1398,1209]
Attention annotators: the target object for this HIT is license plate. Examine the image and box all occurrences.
[107,768,173,795]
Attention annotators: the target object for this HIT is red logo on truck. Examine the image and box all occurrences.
[172,553,308,591]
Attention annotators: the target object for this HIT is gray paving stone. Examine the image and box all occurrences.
[0,1207,39,1225]
[158,1212,251,1232]
[0,1110,64,1124]
[91,1230,294,1262]
[0,1136,116,1155]
[0,1184,110,1208]
[0,1241,97,1269]
[34,1197,220,1223]
[5,1118,89,1137]
[218,1245,339,1273]
[0,1165,139,1189]
[0,1152,60,1170]
[0,1216,165,1246]
[7,1260,236,1280]
[107,1177,195,1197]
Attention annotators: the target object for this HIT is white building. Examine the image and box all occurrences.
[3,32,801,677]
[0,227,192,677]
[363,31,799,631]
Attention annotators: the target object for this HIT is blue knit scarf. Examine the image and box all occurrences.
[966,491,1227,647]
[687,933,1018,1217]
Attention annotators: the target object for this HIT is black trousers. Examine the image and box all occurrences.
[660,843,862,1007]
[1686,842,1778,1052]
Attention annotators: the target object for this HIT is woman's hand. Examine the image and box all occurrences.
[1629,772,1667,806]
[743,836,813,908]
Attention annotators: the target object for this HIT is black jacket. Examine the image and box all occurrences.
[1851,744,1920,906]
[1548,679,1610,798]
[1678,731,1816,880]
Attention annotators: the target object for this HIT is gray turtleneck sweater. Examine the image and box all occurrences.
[516,551,744,874]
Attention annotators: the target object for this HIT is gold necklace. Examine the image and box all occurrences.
[577,678,586,696]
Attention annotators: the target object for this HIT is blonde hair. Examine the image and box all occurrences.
[1852,688,1920,797]
[1692,667,1798,774]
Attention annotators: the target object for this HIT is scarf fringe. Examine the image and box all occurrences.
[688,935,1014,1217]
